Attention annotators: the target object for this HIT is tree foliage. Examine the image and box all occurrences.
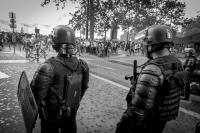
[41,0,77,9]
[41,0,186,38]
[181,15,200,28]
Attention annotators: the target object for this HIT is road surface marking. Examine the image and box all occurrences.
[95,64,114,70]
[79,57,100,61]
[0,60,29,63]
[89,63,115,70]
[90,73,130,91]
[0,71,10,79]
[179,107,200,119]
[90,73,200,119]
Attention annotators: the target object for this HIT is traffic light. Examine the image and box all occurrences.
[9,12,17,29]
[10,18,16,24]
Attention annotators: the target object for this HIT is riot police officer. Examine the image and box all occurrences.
[115,25,188,133]
[183,48,197,100]
[184,48,197,73]
[31,25,89,133]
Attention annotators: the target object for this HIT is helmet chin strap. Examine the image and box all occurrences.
[143,45,153,59]
[147,52,153,59]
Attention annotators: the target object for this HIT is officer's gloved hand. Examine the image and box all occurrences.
[126,92,132,107]
[115,106,145,133]
[126,87,135,107]
[115,112,133,133]
[124,105,145,126]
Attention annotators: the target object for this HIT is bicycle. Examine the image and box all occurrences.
[27,45,48,62]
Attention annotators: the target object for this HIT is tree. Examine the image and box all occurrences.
[68,1,88,37]
[157,0,186,29]
[181,15,200,37]
[41,0,95,40]
[181,15,200,28]
[41,0,77,9]
[41,0,186,39]
[131,0,186,31]
[94,1,111,40]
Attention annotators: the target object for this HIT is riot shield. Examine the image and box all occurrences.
[17,71,38,133]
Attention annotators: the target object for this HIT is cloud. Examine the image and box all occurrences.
[0,19,9,26]
[42,24,51,28]
[21,23,33,28]
[32,23,39,27]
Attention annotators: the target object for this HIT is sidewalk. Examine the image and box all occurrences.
[0,46,26,60]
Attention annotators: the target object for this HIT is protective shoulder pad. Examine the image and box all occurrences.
[36,62,54,78]
[139,64,163,87]
[142,64,162,76]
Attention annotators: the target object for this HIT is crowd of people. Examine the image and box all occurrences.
[0,30,187,59]
[0,31,52,60]
[75,38,145,57]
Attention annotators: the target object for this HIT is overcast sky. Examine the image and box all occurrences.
[179,0,200,18]
[0,0,78,24]
[0,0,78,34]
[0,0,200,35]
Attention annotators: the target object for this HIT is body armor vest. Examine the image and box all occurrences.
[147,55,183,121]
[45,57,83,111]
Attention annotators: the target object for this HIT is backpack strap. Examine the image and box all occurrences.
[47,58,79,72]
[79,59,88,73]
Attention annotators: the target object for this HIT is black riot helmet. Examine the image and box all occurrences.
[52,25,77,55]
[142,25,174,59]
[52,25,75,45]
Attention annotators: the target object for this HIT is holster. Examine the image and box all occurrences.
[38,107,48,120]
[59,106,72,118]
[58,100,77,119]
[38,101,48,120]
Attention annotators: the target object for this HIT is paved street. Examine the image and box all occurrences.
[0,46,200,133]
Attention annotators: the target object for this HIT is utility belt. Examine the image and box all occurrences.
[57,100,78,119]
[39,101,78,121]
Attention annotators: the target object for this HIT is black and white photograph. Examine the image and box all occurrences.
[0,0,200,133]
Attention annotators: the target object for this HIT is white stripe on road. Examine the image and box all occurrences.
[90,73,200,119]
[0,60,29,63]
[90,73,130,91]
[95,64,115,70]
[179,107,200,119]
[0,71,10,79]
[89,63,115,70]
[79,58,100,61]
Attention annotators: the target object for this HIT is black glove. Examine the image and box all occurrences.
[115,106,145,133]
[126,87,135,107]
[125,106,145,126]
[115,113,133,133]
